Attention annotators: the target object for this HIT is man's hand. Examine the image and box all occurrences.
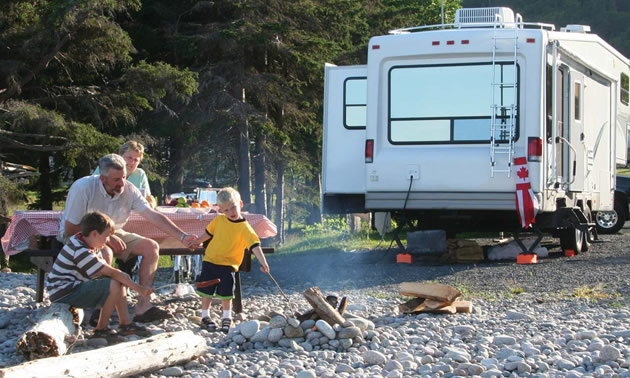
[182,234,199,250]
[107,234,126,255]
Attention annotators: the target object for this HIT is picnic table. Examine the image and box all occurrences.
[1,207,277,311]
[2,207,277,255]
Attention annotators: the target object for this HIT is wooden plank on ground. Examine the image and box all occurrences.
[399,282,461,303]
[398,297,426,314]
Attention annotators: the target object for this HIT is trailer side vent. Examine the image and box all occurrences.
[561,24,591,33]
[455,7,515,28]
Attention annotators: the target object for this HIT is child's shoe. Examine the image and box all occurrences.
[221,318,232,334]
[202,317,217,331]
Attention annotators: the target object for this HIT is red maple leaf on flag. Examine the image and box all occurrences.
[517,166,529,180]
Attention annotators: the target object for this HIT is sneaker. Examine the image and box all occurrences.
[118,322,152,337]
[202,317,217,331]
[221,318,232,334]
[91,328,125,344]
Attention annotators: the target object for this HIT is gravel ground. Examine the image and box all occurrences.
[0,224,629,377]
[241,224,630,298]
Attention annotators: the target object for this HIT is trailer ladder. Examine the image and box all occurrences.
[490,13,522,177]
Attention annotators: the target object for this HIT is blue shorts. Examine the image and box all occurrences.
[56,278,111,308]
[196,262,235,300]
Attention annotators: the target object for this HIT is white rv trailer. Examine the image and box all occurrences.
[322,7,630,253]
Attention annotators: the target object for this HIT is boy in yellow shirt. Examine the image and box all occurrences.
[193,188,270,333]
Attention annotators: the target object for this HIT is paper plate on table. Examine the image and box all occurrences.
[176,207,192,213]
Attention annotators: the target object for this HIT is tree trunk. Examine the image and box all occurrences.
[38,153,53,210]
[237,88,252,205]
[166,141,185,194]
[3,330,205,378]
[15,303,83,361]
[305,174,322,225]
[253,127,267,216]
[274,159,285,244]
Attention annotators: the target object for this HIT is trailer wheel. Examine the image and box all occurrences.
[559,227,583,254]
[595,199,626,234]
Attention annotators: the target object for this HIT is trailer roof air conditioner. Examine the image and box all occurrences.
[455,7,515,28]
[561,24,591,33]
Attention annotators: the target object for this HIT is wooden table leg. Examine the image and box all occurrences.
[233,271,242,313]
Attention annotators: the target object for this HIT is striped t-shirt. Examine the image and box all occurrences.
[46,234,106,302]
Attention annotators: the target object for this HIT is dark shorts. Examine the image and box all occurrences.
[56,278,112,308]
[196,262,235,300]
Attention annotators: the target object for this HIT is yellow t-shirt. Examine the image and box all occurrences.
[203,215,260,271]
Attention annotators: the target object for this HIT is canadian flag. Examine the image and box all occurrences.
[514,157,539,228]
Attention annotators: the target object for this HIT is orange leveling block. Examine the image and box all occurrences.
[564,249,575,257]
[396,253,413,264]
[517,254,537,264]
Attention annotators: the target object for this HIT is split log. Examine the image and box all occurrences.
[16,303,83,361]
[302,287,345,326]
[399,282,461,303]
[398,297,426,314]
[337,297,348,316]
[297,295,339,322]
[454,300,473,313]
[1,330,206,378]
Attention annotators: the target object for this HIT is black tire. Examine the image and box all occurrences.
[560,227,583,254]
[595,199,626,234]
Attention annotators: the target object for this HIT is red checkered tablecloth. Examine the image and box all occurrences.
[1,207,277,255]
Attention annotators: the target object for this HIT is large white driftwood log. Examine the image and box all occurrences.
[302,287,345,326]
[15,303,83,360]
[1,330,206,378]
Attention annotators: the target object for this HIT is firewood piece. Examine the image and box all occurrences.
[399,282,461,303]
[422,303,457,314]
[1,330,205,378]
[454,300,473,313]
[337,297,348,316]
[297,309,316,323]
[398,297,426,314]
[302,287,345,326]
[15,303,83,361]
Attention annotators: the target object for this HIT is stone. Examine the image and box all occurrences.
[337,326,361,339]
[599,345,621,361]
[362,350,388,366]
[315,319,336,339]
[239,320,259,339]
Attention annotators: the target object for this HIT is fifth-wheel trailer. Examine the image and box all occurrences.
[322,7,630,253]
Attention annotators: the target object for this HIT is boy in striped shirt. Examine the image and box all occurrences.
[46,211,153,341]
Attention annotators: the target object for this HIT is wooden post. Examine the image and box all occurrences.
[302,287,345,326]
[1,331,206,378]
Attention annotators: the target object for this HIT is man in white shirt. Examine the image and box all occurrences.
[59,154,198,322]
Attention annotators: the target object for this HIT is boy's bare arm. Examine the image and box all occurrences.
[251,245,270,273]
[96,264,153,296]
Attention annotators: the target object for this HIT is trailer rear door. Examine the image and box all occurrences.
[322,64,367,213]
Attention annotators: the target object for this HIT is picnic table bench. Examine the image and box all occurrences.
[27,238,274,313]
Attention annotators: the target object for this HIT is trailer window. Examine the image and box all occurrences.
[388,63,518,144]
[344,77,367,129]
[622,73,629,106]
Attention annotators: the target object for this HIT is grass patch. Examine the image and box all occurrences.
[572,284,613,300]
[276,230,385,254]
